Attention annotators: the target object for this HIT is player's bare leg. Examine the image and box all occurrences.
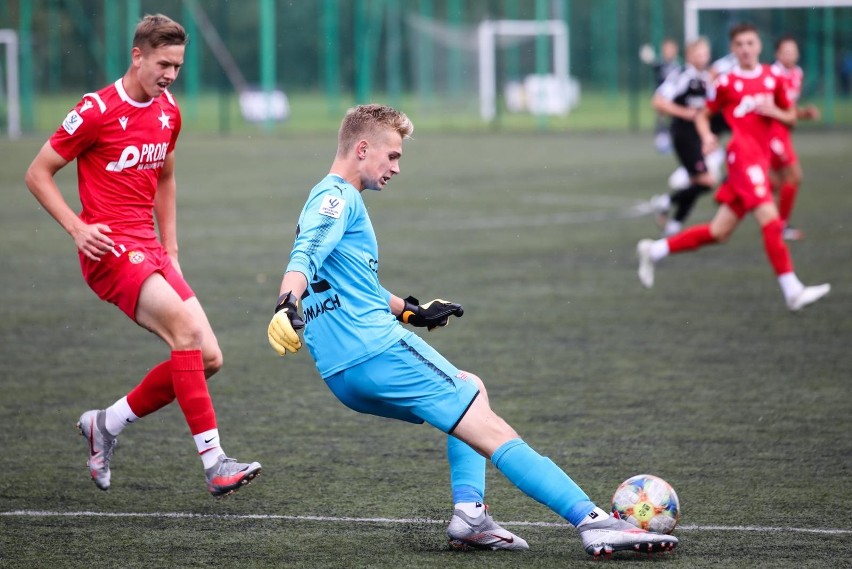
[77,274,261,495]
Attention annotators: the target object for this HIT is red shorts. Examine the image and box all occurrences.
[769,129,798,170]
[79,235,195,320]
[714,150,774,218]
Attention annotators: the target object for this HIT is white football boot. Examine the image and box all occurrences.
[447,504,529,551]
[786,283,830,312]
[205,454,262,497]
[636,239,656,288]
[578,511,678,558]
[77,409,117,491]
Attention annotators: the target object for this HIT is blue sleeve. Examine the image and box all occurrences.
[379,286,393,304]
[287,186,350,279]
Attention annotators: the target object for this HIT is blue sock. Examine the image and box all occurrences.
[492,438,596,526]
[448,435,485,504]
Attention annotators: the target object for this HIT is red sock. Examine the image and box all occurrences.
[778,182,798,224]
[171,350,217,435]
[666,224,715,254]
[762,219,794,275]
[127,360,175,418]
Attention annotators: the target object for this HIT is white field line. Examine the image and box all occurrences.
[415,200,656,231]
[1,510,849,535]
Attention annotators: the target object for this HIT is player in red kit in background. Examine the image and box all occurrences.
[636,23,829,311]
[769,36,820,241]
[24,14,261,496]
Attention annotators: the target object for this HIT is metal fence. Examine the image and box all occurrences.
[2,0,851,134]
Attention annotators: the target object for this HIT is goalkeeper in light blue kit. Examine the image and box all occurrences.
[268,104,678,557]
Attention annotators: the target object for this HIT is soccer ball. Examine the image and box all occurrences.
[611,474,680,534]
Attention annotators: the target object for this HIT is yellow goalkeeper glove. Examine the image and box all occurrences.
[268,291,305,356]
[397,296,464,331]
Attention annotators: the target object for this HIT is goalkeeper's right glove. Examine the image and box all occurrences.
[268,291,305,356]
[397,296,464,331]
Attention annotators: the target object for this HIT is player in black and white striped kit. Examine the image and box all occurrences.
[650,38,719,236]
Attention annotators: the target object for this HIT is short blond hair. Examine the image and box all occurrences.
[337,104,413,157]
[686,37,709,54]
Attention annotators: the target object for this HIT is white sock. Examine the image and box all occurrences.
[194,429,224,469]
[104,396,138,436]
[577,507,611,527]
[650,239,670,262]
[668,167,690,191]
[663,219,682,236]
[778,272,804,301]
[455,501,485,518]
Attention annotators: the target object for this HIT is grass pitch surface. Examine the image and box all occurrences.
[1,129,851,568]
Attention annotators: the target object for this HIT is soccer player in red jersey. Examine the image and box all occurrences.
[769,36,821,241]
[24,14,260,496]
[636,23,829,311]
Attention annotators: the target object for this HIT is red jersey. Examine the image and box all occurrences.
[50,79,182,239]
[707,64,791,165]
[771,61,803,104]
[769,61,803,139]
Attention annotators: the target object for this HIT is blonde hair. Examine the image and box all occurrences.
[686,37,709,54]
[133,14,187,51]
[337,104,413,157]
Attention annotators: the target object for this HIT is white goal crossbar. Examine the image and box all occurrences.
[478,19,569,121]
[685,0,852,40]
[0,29,21,139]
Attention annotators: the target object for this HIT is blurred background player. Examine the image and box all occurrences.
[769,36,821,241]
[651,38,681,154]
[649,37,717,236]
[24,14,261,496]
[660,47,730,213]
[636,23,830,312]
[268,104,678,557]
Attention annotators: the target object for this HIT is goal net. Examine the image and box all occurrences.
[405,14,578,122]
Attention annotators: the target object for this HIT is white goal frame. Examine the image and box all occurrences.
[478,19,569,121]
[0,29,21,139]
[685,0,852,41]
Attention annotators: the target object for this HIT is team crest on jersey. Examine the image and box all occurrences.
[734,80,743,92]
[62,110,84,135]
[127,251,145,264]
[318,195,345,219]
[764,76,775,89]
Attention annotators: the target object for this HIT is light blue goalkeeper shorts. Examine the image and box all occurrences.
[324,332,480,434]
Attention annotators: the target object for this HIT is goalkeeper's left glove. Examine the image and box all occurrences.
[268,291,305,356]
[397,296,464,331]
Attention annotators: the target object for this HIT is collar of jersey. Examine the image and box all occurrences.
[730,65,763,79]
[114,78,155,108]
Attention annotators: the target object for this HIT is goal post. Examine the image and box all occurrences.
[478,19,569,122]
[0,29,21,140]
[685,0,852,40]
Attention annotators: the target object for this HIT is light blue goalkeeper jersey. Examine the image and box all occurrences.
[286,174,407,378]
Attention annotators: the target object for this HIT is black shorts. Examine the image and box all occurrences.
[710,113,730,135]
[671,124,707,177]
